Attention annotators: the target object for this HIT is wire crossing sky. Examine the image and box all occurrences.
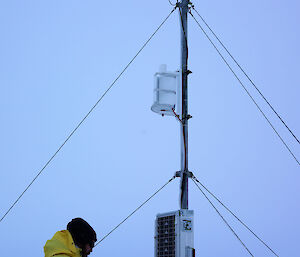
[191,6,300,146]
[0,1,299,256]
[191,178,254,256]
[192,176,279,256]
[189,10,300,165]
[95,176,175,247]
[0,7,176,225]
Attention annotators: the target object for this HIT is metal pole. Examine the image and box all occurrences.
[179,0,189,210]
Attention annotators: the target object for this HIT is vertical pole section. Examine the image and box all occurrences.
[179,0,189,210]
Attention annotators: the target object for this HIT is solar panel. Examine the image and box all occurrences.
[155,210,194,257]
[156,215,176,257]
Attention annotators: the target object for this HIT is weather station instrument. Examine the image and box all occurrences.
[151,1,195,257]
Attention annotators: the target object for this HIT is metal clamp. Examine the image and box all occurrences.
[175,171,194,178]
[182,114,192,120]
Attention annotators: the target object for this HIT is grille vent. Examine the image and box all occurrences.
[155,215,176,257]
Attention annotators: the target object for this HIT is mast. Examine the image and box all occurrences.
[153,4,195,257]
[179,0,190,210]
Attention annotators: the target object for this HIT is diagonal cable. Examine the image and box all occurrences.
[191,6,299,145]
[189,10,300,166]
[193,175,279,256]
[191,178,254,256]
[95,176,176,246]
[0,7,176,225]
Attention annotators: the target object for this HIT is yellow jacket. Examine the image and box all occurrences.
[44,230,82,257]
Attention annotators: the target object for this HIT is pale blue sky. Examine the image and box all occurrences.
[0,0,299,256]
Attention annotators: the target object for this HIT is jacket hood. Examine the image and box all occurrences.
[44,230,81,257]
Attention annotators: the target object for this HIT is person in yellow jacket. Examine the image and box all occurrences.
[44,218,97,257]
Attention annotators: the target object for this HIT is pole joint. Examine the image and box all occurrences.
[175,170,194,178]
[177,0,193,8]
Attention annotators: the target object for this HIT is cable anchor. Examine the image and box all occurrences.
[185,69,192,75]
[182,114,192,120]
[175,170,194,178]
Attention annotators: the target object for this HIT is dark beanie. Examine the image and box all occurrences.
[67,218,97,247]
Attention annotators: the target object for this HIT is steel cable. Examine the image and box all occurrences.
[191,178,254,256]
[189,10,300,166]
[0,7,176,224]
[191,6,300,145]
[192,176,279,256]
[95,176,176,246]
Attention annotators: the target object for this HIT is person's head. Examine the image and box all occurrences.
[67,218,97,256]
